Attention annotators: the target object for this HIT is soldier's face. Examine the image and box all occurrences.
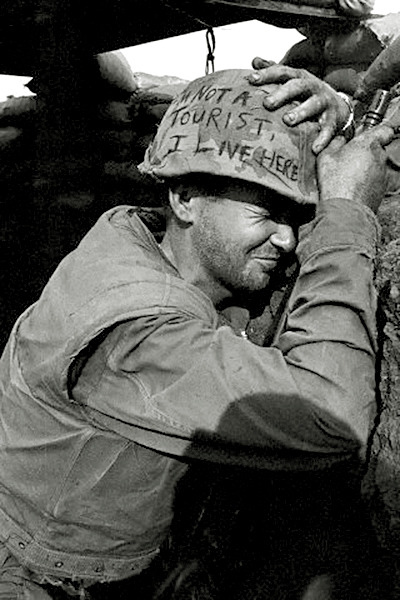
[190,180,304,300]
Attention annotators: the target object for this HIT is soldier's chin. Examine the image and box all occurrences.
[229,283,274,315]
[240,266,295,316]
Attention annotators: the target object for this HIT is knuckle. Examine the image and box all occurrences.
[283,65,296,76]
[323,121,336,135]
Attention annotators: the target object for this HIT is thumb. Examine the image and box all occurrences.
[251,57,276,70]
[366,123,395,148]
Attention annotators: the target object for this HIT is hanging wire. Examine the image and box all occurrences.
[163,2,216,76]
[205,27,216,75]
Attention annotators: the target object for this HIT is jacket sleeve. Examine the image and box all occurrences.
[74,198,380,469]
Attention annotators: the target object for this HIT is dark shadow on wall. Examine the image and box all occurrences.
[147,399,392,600]
[157,468,379,600]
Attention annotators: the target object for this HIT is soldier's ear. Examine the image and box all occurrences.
[168,188,199,225]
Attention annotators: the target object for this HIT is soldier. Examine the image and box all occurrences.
[0,69,394,599]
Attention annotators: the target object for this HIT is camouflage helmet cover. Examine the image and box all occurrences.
[139,69,320,205]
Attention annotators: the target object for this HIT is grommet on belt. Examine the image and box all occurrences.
[18,542,25,549]
[94,565,104,573]
[54,561,63,568]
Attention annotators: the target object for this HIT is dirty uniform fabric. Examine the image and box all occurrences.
[0,199,379,596]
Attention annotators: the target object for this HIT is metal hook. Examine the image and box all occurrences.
[205,27,216,75]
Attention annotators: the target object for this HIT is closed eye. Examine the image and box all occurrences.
[243,204,272,220]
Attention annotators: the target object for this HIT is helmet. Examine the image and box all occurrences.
[139,69,320,205]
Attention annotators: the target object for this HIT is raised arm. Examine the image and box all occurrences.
[77,126,394,469]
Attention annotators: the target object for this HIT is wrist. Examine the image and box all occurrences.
[297,197,379,262]
[318,197,378,222]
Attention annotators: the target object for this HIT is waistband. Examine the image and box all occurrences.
[0,508,159,583]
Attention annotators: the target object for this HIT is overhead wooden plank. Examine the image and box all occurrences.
[0,0,360,76]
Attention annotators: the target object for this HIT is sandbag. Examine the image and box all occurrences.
[96,51,138,95]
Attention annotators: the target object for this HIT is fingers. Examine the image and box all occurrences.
[262,78,315,110]
[312,124,337,155]
[358,123,395,148]
[373,123,396,147]
[247,63,351,155]
[310,105,342,154]
[382,115,400,133]
[318,124,395,170]
[251,57,276,70]
[248,64,302,86]
[278,94,326,126]
[249,68,330,125]
[261,82,335,155]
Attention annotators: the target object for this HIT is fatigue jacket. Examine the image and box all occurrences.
[0,199,379,583]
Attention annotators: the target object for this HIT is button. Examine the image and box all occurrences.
[18,542,25,549]
[54,561,63,568]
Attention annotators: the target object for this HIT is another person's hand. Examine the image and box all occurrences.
[249,58,352,155]
[317,125,395,213]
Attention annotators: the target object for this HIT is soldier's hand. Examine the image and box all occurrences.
[317,125,395,213]
[249,58,352,155]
